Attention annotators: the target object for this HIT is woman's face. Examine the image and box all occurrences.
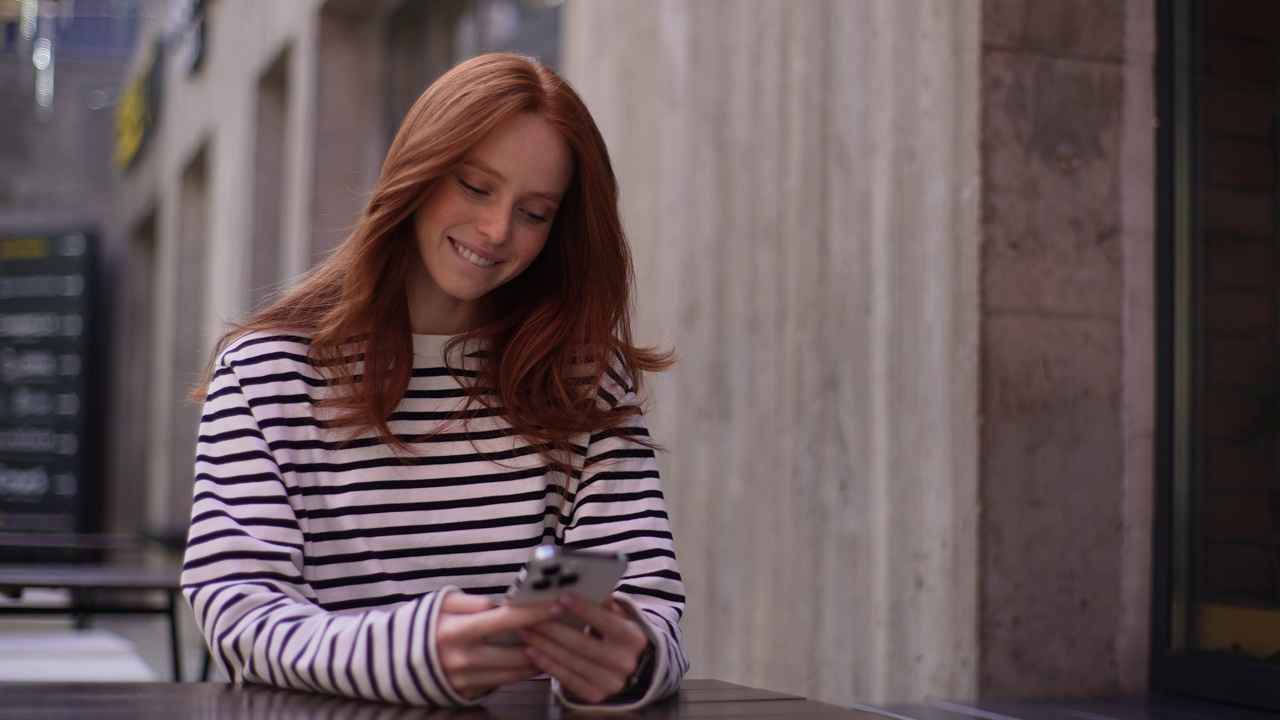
[407,111,574,335]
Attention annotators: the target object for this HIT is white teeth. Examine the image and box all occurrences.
[451,239,496,267]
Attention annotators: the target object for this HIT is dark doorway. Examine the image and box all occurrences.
[1153,0,1280,709]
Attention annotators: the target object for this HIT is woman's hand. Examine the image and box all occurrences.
[434,591,560,700]
[516,593,652,704]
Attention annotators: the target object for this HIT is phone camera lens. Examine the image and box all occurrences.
[542,563,561,575]
[532,577,552,590]
[558,572,579,586]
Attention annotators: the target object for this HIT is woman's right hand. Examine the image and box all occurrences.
[434,590,560,700]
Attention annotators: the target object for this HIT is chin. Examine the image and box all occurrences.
[441,283,497,304]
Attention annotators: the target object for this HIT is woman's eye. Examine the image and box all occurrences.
[459,178,487,196]
[522,209,549,224]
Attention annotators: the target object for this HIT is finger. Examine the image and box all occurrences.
[441,641,540,672]
[554,594,648,650]
[522,633,622,704]
[437,619,542,700]
[445,601,562,645]
[604,595,635,620]
[524,619,638,679]
[448,665,545,700]
[440,591,495,615]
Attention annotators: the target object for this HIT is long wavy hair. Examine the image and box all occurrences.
[202,53,672,476]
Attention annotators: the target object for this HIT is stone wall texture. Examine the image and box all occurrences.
[565,0,982,706]
[977,0,1155,696]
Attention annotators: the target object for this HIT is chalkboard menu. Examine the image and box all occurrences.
[0,233,94,532]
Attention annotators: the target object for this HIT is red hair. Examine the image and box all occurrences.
[203,53,671,472]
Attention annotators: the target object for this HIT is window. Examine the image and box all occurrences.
[1153,0,1280,708]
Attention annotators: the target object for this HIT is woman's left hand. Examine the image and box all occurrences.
[515,593,651,704]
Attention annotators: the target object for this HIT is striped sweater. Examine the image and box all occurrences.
[181,332,688,708]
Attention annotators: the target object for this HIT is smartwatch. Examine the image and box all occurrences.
[621,642,656,696]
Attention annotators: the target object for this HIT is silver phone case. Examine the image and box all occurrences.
[486,545,627,646]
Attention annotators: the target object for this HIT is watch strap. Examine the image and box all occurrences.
[622,641,656,696]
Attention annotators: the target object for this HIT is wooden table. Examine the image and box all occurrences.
[0,562,185,681]
[0,678,872,718]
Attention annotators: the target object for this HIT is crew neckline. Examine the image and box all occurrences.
[411,333,451,361]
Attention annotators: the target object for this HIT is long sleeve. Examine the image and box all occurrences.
[182,334,689,709]
[555,380,690,710]
[181,353,471,707]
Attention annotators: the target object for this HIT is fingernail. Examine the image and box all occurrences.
[515,628,531,641]
[525,645,540,660]
[559,593,577,609]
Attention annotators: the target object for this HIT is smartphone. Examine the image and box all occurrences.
[486,544,627,645]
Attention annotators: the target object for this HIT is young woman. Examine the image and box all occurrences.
[181,53,687,710]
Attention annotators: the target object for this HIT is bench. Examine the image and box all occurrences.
[0,533,188,681]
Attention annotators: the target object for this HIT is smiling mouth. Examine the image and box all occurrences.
[449,238,499,268]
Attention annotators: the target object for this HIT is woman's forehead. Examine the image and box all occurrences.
[462,113,574,200]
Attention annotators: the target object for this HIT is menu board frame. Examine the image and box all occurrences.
[0,232,102,537]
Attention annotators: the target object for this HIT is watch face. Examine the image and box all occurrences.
[625,642,656,694]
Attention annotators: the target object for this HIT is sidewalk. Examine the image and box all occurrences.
[0,589,221,682]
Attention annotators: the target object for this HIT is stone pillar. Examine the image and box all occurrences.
[564,0,981,705]
[977,0,1155,696]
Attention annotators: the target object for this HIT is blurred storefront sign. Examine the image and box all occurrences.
[0,233,94,533]
[163,0,206,74]
[114,43,162,169]
[164,0,205,76]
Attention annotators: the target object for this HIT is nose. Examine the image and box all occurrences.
[476,203,512,244]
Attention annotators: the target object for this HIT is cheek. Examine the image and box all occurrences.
[515,231,551,268]
[410,210,433,250]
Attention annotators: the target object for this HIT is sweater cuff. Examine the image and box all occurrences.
[424,587,490,707]
[552,594,671,712]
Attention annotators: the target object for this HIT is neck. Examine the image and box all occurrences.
[405,280,473,335]
[408,304,472,335]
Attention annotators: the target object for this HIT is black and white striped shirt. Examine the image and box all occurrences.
[181,332,688,708]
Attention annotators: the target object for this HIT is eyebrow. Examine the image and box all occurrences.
[462,159,564,204]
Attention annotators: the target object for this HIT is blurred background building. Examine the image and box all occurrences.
[0,0,138,536]
[1,0,1278,712]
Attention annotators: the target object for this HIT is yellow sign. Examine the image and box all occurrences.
[0,237,50,261]
[114,45,161,170]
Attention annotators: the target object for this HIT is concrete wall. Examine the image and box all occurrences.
[564,0,982,705]
[115,0,331,534]
[114,0,448,535]
[976,0,1156,696]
